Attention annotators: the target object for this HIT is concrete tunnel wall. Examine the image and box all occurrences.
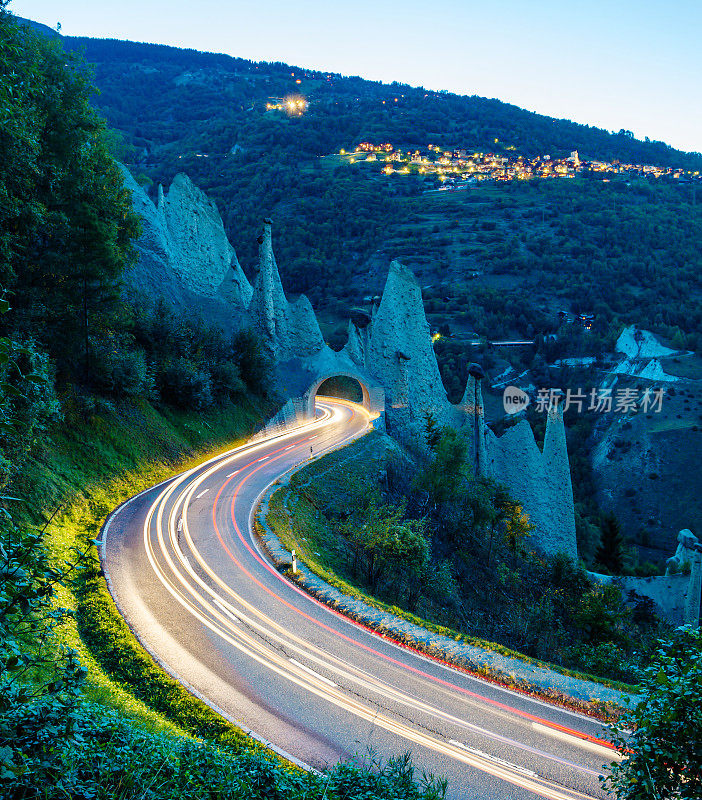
[303,371,385,420]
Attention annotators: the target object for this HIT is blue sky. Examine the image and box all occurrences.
[11,0,702,154]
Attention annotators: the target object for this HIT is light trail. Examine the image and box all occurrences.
[122,396,614,799]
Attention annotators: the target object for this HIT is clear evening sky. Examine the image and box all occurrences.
[11,0,702,155]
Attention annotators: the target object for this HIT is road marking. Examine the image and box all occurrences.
[459,720,602,778]
[195,489,210,499]
[284,445,295,451]
[226,470,240,478]
[257,456,270,462]
[177,517,183,532]
[532,723,621,761]
[449,740,538,778]
[289,658,337,688]
[213,599,241,624]
[134,398,607,799]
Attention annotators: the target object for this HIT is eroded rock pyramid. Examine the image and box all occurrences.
[119,165,252,323]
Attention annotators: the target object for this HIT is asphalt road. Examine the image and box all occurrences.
[102,397,619,800]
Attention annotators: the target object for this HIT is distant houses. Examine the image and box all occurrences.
[344,141,696,186]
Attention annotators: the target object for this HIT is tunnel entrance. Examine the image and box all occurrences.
[302,371,385,421]
[316,375,364,404]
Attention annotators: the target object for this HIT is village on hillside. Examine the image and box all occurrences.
[340,142,700,187]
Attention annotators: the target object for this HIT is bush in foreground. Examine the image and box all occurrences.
[604,626,702,800]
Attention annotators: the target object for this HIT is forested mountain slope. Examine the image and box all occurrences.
[57,33,702,358]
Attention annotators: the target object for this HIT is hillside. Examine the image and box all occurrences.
[60,34,702,356]
[0,13,452,798]
[49,31,701,561]
[3,13,700,799]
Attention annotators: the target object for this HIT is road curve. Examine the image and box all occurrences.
[102,397,618,800]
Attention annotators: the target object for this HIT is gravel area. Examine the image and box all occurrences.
[256,484,640,713]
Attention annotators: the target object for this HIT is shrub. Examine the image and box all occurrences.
[210,359,246,403]
[0,337,60,484]
[234,329,271,396]
[91,335,153,398]
[158,358,214,410]
[563,641,631,682]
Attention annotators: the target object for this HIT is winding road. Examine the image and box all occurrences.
[101,397,619,799]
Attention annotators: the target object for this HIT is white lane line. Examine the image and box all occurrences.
[195,488,210,499]
[289,658,338,688]
[226,470,240,478]
[531,723,620,761]
[257,456,270,462]
[460,720,602,778]
[284,445,295,451]
[143,401,596,798]
[449,741,538,778]
[213,599,241,624]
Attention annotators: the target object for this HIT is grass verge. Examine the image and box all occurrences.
[21,395,285,752]
[257,435,637,713]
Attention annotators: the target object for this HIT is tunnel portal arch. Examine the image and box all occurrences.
[303,370,385,421]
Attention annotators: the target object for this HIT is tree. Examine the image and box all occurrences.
[603,626,702,800]
[347,498,428,594]
[0,7,139,383]
[0,336,60,485]
[423,410,442,451]
[596,512,625,574]
[234,328,271,396]
[415,427,470,505]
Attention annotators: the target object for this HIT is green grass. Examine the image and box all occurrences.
[261,437,637,703]
[18,395,278,745]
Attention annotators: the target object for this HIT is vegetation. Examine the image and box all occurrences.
[1,9,697,798]
[46,21,701,560]
[268,430,669,683]
[54,30,701,565]
[604,625,702,800]
[0,9,448,798]
[0,5,138,385]
[53,32,702,360]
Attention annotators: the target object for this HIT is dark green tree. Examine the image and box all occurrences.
[234,328,271,396]
[345,497,428,594]
[415,427,470,505]
[603,626,702,800]
[0,5,139,383]
[423,410,442,451]
[596,512,625,574]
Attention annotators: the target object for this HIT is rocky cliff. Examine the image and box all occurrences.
[483,403,577,559]
[338,260,577,557]
[344,261,452,440]
[247,220,325,362]
[119,165,252,325]
[119,166,578,559]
